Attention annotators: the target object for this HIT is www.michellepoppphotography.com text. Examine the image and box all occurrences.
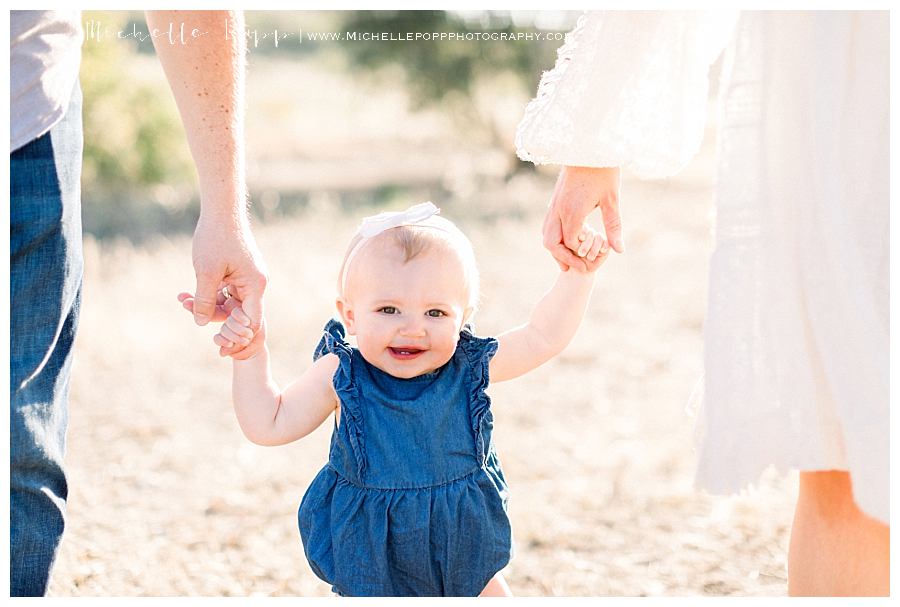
[83,17,565,49]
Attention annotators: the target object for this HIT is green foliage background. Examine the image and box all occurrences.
[339,11,559,106]
[80,11,198,241]
[78,10,572,242]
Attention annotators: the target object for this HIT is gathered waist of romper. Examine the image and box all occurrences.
[326,461,501,492]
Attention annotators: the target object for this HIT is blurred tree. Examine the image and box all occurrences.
[80,11,198,242]
[76,10,575,241]
[337,10,571,170]
[339,11,562,107]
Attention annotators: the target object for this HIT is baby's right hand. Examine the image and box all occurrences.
[178,290,266,360]
[215,303,266,360]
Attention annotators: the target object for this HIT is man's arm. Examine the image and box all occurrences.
[147,10,267,355]
[146,10,245,215]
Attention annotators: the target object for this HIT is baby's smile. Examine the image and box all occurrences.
[339,236,474,379]
[388,346,427,360]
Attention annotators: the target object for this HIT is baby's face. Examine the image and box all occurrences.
[339,241,471,379]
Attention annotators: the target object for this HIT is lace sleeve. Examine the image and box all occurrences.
[515,10,738,179]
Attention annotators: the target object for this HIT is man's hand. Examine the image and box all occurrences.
[190,213,267,357]
[149,10,266,358]
[543,165,623,271]
[178,283,267,360]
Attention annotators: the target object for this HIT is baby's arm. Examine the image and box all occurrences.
[211,302,340,446]
[232,341,340,447]
[489,226,608,383]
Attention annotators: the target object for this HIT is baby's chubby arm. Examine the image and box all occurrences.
[178,293,339,446]
[232,343,339,447]
[489,225,608,383]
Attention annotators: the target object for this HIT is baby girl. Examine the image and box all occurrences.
[178,201,608,596]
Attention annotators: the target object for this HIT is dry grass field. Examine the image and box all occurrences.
[45,54,796,597]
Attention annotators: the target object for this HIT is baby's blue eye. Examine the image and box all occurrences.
[426,309,446,318]
[379,306,398,315]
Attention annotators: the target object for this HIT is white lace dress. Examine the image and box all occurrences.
[517,11,889,524]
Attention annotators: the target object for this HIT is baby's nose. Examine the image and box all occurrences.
[400,316,426,336]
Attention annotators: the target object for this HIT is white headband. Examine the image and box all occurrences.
[340,201,444,294]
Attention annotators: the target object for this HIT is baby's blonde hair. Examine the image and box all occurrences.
[338,217,480,316]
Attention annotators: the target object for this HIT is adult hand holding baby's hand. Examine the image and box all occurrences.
[177,289,267,359]
[191,213,268,357]
[215,302,267,360]
[543,166,623,272]
[565,224,610,273]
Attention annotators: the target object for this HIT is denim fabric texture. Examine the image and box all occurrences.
[299,319,513,597]
[9,82,83,596]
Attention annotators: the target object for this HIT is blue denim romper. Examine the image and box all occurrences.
[298,319,513,597]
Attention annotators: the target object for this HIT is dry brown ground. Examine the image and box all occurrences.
[46,55,795,597]
[47,177,795,597]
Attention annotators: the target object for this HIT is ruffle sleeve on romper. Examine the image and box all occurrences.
[314,318,367,479]
[457,327,499,465]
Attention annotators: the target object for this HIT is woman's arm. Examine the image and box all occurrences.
[518,12,738,270]
[516,11,737,177]
[489,266,598,383]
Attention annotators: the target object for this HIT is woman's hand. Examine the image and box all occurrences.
[543,166,623,271]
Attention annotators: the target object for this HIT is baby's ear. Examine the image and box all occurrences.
[335,297,357,335]
[461,306,476,329]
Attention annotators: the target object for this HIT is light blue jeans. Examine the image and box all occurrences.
[9,82,83,596]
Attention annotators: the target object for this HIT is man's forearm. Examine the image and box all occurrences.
[147,10,246,220]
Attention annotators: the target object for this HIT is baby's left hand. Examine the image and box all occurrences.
[567,224,610,273]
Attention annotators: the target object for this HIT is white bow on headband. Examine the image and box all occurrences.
[340,201,442,293]
[357,201,441,238]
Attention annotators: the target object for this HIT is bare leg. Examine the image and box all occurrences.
[479,572,513,597]
[788,470,889,596]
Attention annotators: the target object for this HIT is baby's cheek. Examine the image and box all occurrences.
[440,334,462,361]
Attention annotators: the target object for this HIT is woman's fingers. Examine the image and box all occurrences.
[543,212,587,271]
[576,228,592,257]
